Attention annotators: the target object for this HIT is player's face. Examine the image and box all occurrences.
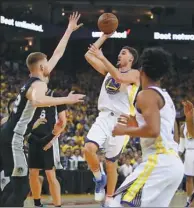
[117,49,133,67]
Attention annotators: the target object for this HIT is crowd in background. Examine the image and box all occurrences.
[0,57,194,186]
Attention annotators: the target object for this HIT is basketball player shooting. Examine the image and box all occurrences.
[0,12,85,207]
[84,32,140,206]
[111,47,184,207]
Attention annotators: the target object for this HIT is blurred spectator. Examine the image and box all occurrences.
[61,148,73,169]
[119,158,133,178]
[71,148,85,162]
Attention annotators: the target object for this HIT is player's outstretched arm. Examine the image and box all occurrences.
[88,44,140,85]
[26,81,85,107]
[112,90,160,138]
[85,34,111,75]
[47,12,83,73]
[183,100,194,138]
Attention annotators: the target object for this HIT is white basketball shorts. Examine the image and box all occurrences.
[86,111,128,161]
[110,152,184,207]
[184,149,194,176]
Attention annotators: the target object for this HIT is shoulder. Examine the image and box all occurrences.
[130,69,140,77]
[136,89,161,108]
[136,89,155,101]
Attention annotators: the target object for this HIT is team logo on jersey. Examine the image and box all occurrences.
[17,167,23,174]
[105,76,121,94]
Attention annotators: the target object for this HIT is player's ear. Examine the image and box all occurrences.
[129,57,134,63]
[40,64,44,71]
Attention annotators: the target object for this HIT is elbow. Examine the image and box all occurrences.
[31,99,43,107]
[148,128,160,138]
[31,100,38,107]
[84,52,90,61]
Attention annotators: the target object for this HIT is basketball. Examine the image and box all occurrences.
[98,13,118,34]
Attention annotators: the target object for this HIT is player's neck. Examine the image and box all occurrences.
[143,80,160,90]
[30,72,44,81]
[119,66,131,72]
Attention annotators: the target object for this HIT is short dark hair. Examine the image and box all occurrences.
[122,46,139,66]
[140,47,172,81]
[26,52,47,69]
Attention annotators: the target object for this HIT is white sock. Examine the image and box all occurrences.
[93,170,102,181]
[187,196,190,202]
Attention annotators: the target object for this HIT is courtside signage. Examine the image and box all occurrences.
[92,31,128,39]
[154,32,194,41]
[0,15,44,32]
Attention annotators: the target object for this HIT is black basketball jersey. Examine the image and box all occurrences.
[27,90,66,138]
[5,77,40,136]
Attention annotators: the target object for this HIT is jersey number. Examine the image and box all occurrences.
[40,110,46,119]
[13,94,21,113]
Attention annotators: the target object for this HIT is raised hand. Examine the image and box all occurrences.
[88,44,104,60]
[102,32,114,39]
[67,91,86,104]
[67,11,83,32]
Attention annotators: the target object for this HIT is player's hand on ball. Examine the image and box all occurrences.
[102,32,114,39]
[182,100,194,119]
[112,123,127,136]
[67,11,83,32]
[32,118,47,129]
[67,91,86,104]
[88,44,104,60]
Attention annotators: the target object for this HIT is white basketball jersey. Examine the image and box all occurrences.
[135,86,178,159]
[183,124,194,149]
[98,73,139,115]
